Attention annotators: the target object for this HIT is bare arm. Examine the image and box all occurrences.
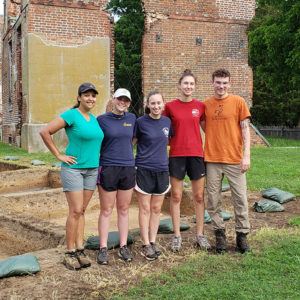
[240,118,250,173]
[39,117,77,166]
[132,137,138,146]
[200,120,206,133]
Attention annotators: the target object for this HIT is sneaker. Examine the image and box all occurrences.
[97,247,108,265]
[170,236,182,252]
[118,245,133,262]
[150,242,162,256]
[236,232,251,254]
[215,229,227,254]
[196,235,212,251]
[76,248,91,268]
[63,251,81,270]
[141,245,158,261]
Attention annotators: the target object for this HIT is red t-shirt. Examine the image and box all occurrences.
[163,99,205,157]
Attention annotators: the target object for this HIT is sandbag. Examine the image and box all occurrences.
[222,183,230,192]
[157,218,190,234]
[52,162,61,168]
[262,187,296,204]
[30,160,46,166]
[253,200,285,213]
[0,254,40,279]
[193,210,233,223]
[221,210,233,220]
[4,156,19,161]
[84,231,135,250]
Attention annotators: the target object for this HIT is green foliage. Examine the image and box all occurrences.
[248,0,300,126]
[289,217,300,226]
[113,228,300,299]
[107,0,145,116]
[0,142,60,165]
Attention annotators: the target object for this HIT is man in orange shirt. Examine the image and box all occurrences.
[204,68,251,254]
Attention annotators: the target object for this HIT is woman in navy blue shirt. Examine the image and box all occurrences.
[133,91,173,260]
[96,88,136,264]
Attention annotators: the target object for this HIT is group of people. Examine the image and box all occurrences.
[40,68,251,271]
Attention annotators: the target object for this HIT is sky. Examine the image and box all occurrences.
[0,3,3,15]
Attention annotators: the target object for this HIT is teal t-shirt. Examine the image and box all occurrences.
[60,109,104,168]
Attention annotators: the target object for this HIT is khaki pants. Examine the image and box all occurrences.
[206,163,250,233]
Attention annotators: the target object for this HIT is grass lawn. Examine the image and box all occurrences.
[0,141,60,165]
[112,227,300,300]
[265,136,300,147]
[248,146,300,196]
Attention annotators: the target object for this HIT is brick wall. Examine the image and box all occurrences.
[141,0,265,146]
[250,126,268,147]
[0,16,4,128]
[2,0,112,149]
[142,0,255,21]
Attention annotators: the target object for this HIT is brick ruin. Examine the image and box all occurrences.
[1,0,267,150]
[141,0,265,146]
[0,16,3,135]
[1,0,113,151]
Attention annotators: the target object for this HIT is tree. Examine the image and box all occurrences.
[248,0,300,127]
[107,0,145,116]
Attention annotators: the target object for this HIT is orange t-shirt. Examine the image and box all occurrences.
[204,94,251,164]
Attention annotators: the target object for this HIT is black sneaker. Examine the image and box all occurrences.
[97,247,108,265]
[141,245,158,261]
[118,245,133,262]
[150,242,162,256]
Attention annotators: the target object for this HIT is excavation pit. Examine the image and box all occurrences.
[0,161,29,172]
[0,167,189,260]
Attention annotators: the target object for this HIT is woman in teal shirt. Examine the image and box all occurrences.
[40,83,104,270]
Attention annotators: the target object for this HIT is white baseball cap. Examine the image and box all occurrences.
[113,88,131,101]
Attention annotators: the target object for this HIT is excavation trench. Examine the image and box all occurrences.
[0,162,198,260]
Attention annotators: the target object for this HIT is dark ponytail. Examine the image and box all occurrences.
[72,94,80,109]
[178,69,197,84]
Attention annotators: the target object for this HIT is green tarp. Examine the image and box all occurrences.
[84,231,135,250]
[253,200,285,213]
[157,218,190,234]
[192,210,233,223]
[222,183,230,192]
[262,187,296,204]
[0,254,40,279]
[30,160,46,166]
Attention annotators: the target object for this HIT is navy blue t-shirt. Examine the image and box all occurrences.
[97,112,136,166]
[134,114,173,172]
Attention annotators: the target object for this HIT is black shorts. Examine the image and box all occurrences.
[169,157,206,180]
[135,168,170,195]
[97,166,136,191]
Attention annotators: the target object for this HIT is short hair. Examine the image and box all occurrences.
[144,91,164,114]
[178,69,197,84]
[212,69,231,81]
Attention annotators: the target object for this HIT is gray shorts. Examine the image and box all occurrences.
[61,166,99,192]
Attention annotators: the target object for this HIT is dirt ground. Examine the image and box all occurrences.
[0,186,299,300]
